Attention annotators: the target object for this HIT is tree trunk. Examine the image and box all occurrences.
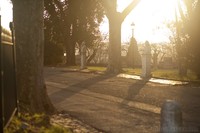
[13,0,54,113]
[106,15,122,74]
[104,0,141,74]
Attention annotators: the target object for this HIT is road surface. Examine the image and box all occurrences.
[45,67,200,133]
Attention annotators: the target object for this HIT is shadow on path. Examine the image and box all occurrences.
[120,78,149,107]
[49,73,117,104]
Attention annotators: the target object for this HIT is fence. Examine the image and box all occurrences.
[0,16,18,132]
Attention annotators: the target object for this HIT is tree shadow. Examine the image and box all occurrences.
[48,73,117,104]
[178,84,200,130]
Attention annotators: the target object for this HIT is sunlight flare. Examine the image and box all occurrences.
[101,0,180,43]
[0,1,13,29]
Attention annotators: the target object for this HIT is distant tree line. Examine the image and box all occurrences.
[44,0,104,66]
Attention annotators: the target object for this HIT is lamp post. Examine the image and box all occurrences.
[131,22,135,38]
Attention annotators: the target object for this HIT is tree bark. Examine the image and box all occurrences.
[106,14,122,73]
[13,0,54,113]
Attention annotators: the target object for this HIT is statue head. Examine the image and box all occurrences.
[145,41,150,46]
[144,40,151,54]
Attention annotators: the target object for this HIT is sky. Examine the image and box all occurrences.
[100,0,179,43]
[0,0,13,29]
[1,0,179,43]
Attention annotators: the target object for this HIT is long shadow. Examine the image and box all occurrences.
[120,78,149,107]
[179,84,200,130]
[48,73,117,104]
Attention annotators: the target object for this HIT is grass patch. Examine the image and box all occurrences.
[64,65,80,69]
[87,66,106,72]
[4,113,71,133]
[64,65,106,72]
[65,66,199,81]
[123,68,141,75]
[151,69,197,81]
[124,68,199,81]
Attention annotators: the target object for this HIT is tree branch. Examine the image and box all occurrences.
[121,0,141,20]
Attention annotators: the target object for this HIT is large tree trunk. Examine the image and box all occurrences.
[106,15,122,74]
[13,0,54,113]
[104,0,141,74]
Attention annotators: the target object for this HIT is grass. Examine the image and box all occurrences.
[87,66,106,72]
[151,69,198,81]
[65,65,199,81]
[4,113,71,133]
[124,68,199,81]
[123,68,141,75]
[65,65,106,72]
[64,65,80,69]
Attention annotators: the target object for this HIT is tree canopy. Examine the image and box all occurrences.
[44,0,104,65]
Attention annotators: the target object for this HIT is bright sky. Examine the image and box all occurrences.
[0,0,13,29]
[100,0,179,43]
[1,0,179,43]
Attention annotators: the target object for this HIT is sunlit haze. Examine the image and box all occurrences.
[1,0,179,43]
[100,0,179,43]
[0,0,13,29]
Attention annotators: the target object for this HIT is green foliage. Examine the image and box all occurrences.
[4,113,71,133]
[44,126,72,133]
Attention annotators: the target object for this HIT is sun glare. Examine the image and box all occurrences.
[1,0,180,43]
[0,0,13,29]
[101,0,179,43]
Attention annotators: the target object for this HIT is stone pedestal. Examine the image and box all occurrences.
[141,53,151,78]
[141,41,151,78]
[161,100,182,133]
[80,44,86,70]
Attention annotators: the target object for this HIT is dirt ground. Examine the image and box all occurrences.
[45,67,200,133]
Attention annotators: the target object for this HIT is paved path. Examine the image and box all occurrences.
[45,67,200,133]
